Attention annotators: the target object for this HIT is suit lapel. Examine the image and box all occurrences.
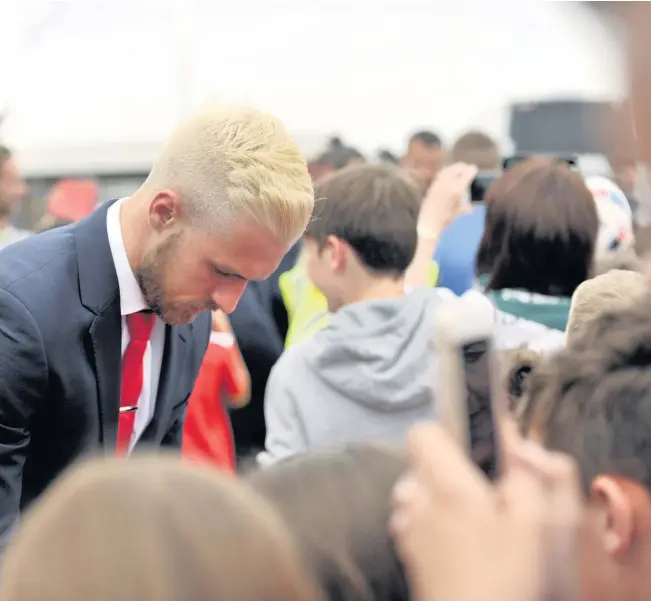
[89,301,122,448]
[141,323,191,440]
[74,200,122,448]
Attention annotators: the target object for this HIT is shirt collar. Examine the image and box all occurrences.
[106,198,148,316]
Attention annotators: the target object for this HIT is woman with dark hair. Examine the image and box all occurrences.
[476,157,599,351]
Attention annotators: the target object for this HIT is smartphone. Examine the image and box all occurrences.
[470,171,499,203]
[432,295,502,479]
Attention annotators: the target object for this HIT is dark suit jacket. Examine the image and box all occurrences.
[0,200,211,547]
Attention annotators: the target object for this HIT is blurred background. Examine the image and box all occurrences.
[0,0,629,227]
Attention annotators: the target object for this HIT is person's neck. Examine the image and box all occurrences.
[119,193,149,272]
[341,275,405,307]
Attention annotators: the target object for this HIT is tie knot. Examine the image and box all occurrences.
[127,312,155,342]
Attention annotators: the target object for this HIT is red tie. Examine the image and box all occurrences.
[116,312,156,455]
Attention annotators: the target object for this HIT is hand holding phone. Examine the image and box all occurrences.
[470,171,499,203]
[432,294,503,479]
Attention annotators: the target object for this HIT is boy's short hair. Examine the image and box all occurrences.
[525,300,651,494]
[409,130,442,148]
[305,164,421,277]
[450,131,500,170]
[566,269,647,347]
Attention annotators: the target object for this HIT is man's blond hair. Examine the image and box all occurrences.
[566,269,647,346]
[144,103,314,246]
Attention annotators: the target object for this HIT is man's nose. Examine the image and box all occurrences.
[211,279,248,314]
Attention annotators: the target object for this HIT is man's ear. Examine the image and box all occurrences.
[149,190,183,233]
[326,235,348,274]
[590,475,635,557]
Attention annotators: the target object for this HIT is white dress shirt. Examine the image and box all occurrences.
[106,198,166,452]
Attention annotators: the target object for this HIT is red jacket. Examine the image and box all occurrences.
[183,333,249,473]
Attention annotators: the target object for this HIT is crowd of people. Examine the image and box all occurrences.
[0,7,650,598]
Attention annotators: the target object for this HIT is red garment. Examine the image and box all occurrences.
[117,313,155,455]
[183,335,246,472]
[47,179,98,222]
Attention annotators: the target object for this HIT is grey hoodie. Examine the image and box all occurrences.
[258,288,445,466]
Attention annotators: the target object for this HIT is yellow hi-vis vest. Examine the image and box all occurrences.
[279,260,440,349]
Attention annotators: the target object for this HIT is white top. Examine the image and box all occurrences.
[0,226,30,250]
[106,198,166,452]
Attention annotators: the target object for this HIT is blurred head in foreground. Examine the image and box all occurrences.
[248,445,410,601]
[0,455,320,601]
[524,299,651,601]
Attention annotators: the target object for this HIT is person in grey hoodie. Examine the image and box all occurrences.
[259,164,495,468]
[258,164,434,465]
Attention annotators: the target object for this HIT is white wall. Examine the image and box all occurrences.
[0,0,624,174]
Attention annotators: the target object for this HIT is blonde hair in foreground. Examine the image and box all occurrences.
[0,455,321,601]
[566,269,647,347]
[145,102,315,246]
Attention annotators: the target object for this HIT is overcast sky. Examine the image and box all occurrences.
[0,0,624,161]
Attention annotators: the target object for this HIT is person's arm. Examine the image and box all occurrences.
[214,334,250,408]
[257,359,307,466]
[208,312,250,408]
[405,163,477,288]
[406,228,443,289]
[0,289,47,551]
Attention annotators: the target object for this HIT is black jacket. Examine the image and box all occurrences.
[229,243,300,457]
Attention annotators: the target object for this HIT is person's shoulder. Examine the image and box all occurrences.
[0,229,78,322]
[493,310,565,353]
[436,207,485,261]
[0,228,76,288]
[425,286,490,305]
[443,206,485,235]
[269,337,313,379]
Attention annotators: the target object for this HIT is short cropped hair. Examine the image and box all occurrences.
[525,300,651,495]
[315,137,365,171]
[0,146,12,182]
[0,146,11,171]
[305,164,421,277]
[409,130,442,148]
[566,269,647,347]
[476,157,599,297]
[450,131,500,170]
[145,103,314,246]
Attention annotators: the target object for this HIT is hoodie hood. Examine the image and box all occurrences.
[304,289,444,412]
